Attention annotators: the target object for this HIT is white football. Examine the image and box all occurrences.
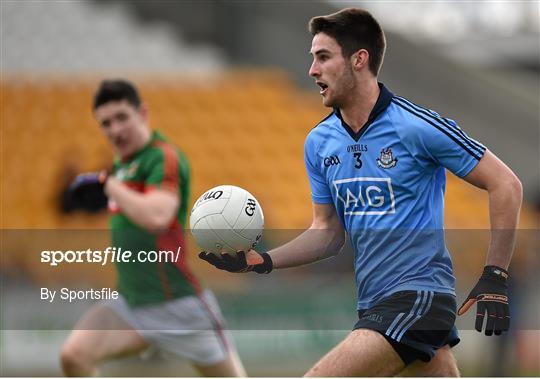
[189,185,264,254]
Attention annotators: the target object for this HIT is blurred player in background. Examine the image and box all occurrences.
[200,8,523,377]
[61,79,245,377]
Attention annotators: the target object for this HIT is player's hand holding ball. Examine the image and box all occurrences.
[191,185,272,274]
[198,249,273,274]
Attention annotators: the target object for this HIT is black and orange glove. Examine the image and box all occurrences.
[458,265,509,336]
[67,171,108,212]
[199,250,273,274]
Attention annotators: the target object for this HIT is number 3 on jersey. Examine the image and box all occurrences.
[354,152,362,169]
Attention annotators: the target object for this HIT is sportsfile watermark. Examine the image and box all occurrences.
[1,229,538,331]
[40,246,182,266]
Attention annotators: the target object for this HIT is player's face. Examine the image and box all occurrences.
[309,33,355,108]
[94,100,148,159]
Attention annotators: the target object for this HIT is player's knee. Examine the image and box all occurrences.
[425,351,460,377]
[440,357,460,377]
[426,361,460,377]
[60,344,94,375]
[400,347,459,377]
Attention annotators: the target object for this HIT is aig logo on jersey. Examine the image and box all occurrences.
[333,177,396,215]
[324,155,341,167]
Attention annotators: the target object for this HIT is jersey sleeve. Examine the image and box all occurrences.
[145,144,179,193]
[304,132,333,204]
[400,112,486,178]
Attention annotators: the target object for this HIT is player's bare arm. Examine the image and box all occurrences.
[267,202,346,269]
[105,177,179,231]
[462,149,523,269]
[199,202,346,273]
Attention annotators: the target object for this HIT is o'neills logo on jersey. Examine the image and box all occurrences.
[115,161,139,180]
[127,162,139,177]
[333,177,396,215]
[376,148,398,169]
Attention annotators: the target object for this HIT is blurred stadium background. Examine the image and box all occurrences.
[1,1,539,376]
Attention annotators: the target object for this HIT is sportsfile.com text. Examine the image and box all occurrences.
[40,247,182,266]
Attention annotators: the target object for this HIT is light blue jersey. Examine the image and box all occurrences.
[304,84,486,309]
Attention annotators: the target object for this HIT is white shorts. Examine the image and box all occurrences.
[103,290,233,366]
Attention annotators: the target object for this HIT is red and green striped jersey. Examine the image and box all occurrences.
[109,130,201,306]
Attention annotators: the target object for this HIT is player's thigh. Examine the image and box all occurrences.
[397,345,459,377]
[193,348,246,377]
[304,328,405,377]
[147,291,246,376]
[62,302,149,363]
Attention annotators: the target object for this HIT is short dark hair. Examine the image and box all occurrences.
[309,8,386,76]
[93,79,141,110]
